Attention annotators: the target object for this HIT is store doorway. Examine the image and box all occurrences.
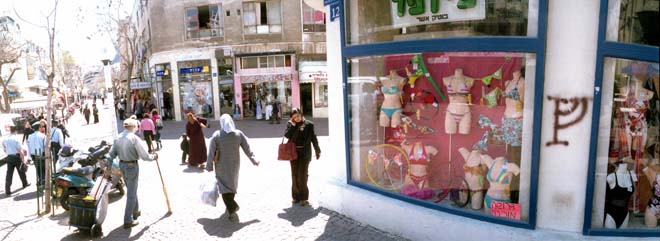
[300,83,313,117]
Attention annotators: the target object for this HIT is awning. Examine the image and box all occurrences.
[10,98,47,112]
[299,61,327,83]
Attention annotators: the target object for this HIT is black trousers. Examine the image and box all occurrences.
[143,130,154,152]
[32,154,46,186]
[181,151,188,163]
[118,109,125,120]
[5,155,28,194]
[290,156,311,202]
[51,142,61,166]
[222,193,239,214]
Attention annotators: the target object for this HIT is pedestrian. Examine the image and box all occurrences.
[57,120,70,144]
[93,104,99,124]
[118,99,126,120]
[27,120,47,186]
[185,113,207,169]
[22,121,34,144]
[101,94,105,105]
[50,120,64,163]
[3,126,30,196]
[106,118,158,229]
[139,113,155,153]
[83,104,91,125]
[93,95,97,104]
[284,108,321,207]
[180,134,189,164]
[151,110,163,150]
[206,114,259,221]
[270,97,281,124]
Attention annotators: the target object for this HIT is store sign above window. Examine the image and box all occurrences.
[390,0,485,28]
[156,70,169,76]
[130,81,151,90]
[180,66,210,74]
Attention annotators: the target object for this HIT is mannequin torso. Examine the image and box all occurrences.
[459,147,487,209]
[401,142,438,189]
[481,154,520,213]
[503,71,525,118]
[644,164,660,227]
[604,163,637,229]
[380,70,406,127]
[443,69,474,134]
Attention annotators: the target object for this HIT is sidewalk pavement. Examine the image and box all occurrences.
[0,99,408,241]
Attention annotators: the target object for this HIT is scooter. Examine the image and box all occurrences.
[54,141,123,210]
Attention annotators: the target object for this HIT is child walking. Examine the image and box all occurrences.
[180,134,189,164]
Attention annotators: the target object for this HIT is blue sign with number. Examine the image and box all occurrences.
[330,2,341,22]
[324,0,339,6]
[156,70,166,76]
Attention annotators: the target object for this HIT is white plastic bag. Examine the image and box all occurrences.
[200,177,219,207]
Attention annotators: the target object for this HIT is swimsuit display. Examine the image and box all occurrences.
[604,171,635,229]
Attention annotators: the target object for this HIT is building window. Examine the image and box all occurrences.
[242,0,282,34]
[590,58,659,230]
[315,83,328,107]
[303,2,325,32]
[185,4,224,39]
[606,0,659,47]
[241,55,287,69]
[347,52,536,222]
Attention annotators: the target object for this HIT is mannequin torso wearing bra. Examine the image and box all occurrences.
[644,164,660,227]
[380,70,406,127]
[503,75,524,119]
[443,70,474,114]
[402,142,438,188]
[481,154,520,210]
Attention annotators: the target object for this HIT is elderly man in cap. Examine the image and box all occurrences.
[107,118,158,229]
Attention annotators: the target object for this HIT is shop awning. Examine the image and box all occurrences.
[299,62,327,83]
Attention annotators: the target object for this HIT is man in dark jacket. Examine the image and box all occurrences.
[57,120,70,144]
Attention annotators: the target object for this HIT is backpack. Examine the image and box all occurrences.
[156,117,163,128]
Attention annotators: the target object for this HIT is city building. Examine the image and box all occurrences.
[134,0,327,121]
[321,0,658,240]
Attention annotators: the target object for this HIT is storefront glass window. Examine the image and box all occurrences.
[591,58,660,230]
[348,51,536,221]
[218,78,234,116]
[155,63,174,120]
[315,82,329,108]
[178,60,214,119]
[347,0,537,45]
[606,0,659,46]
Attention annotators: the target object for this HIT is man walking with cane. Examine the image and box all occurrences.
[106,118,158,229]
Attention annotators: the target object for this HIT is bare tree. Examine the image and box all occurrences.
[14,0,59,214]
[96,0,138,100]
[0,23,23,112]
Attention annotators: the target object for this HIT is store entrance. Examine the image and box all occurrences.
[300,83,313,117]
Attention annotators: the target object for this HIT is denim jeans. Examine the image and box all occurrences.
[120,162,140,224]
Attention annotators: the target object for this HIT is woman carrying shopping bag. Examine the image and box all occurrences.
[206,114,260,221]
[284,108,321,207]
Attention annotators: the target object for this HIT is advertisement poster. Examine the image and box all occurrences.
[180,82,214,118]
[390,0,486,28]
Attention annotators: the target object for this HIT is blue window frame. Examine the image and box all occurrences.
[339,0,549,229]
[583,0,660,237]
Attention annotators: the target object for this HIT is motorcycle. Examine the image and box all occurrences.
[54,141,124,210]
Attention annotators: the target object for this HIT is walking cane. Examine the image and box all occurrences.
[154,157,172,214]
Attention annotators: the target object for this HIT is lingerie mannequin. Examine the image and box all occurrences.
[380,70,406,127]
[401,141,438,189]
[502,70,525,202]
[604,162,637,229]
[459,146,488,210]
[443,68,475,134]
[480,154,520,215]
[620,77,654,157]
[643,162,660,227]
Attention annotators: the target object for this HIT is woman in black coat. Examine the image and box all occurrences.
[284,108,321,207]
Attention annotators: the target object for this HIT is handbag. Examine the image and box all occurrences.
[277,137,297,161]
[20,161,29,173]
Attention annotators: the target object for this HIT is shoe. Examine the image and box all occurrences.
[133,211,141,220]
[23,183,31,188]
[5,191,10,197]
[292,200,300,204]
[299,200,309,207]
[199,164,205,169]
[228,213,238,222]
[123,220,139,229]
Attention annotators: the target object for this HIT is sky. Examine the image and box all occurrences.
[2,0,132,70]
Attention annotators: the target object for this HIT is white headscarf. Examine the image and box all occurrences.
[219,114,236,133]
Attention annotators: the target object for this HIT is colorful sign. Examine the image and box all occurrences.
[330,2,341,22]
[390,0,485,28]
[156,69,169,76]
[490,201,521,220]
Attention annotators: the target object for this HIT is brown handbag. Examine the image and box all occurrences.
[277,137,297,161]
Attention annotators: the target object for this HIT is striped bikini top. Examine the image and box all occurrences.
[487,159,511,184]
[447,82,470,94]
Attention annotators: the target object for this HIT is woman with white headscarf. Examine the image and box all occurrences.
[206,114,260,221]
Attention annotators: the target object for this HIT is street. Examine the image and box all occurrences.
[0,99,408,241]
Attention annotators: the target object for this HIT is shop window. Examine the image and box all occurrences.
[303,2,325,32]
[590,58,659,230]
[185,4,224,39]
[243,0,282,35]
[347,51,536,222]
[606,0,659,46]
[315,83,329,108]
[347,0,536,45]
